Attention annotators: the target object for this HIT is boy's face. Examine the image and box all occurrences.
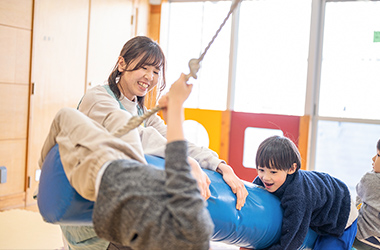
[257,164,296,193]
[372,150,380,173]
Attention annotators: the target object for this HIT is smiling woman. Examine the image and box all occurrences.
[71,35,248,249]
[116,56,162,99]
[105,36,166,114]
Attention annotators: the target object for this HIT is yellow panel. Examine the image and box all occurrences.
[220,110,231,163]
[184,108,222,155]
[148,4,161,42]
[298,115,310,170]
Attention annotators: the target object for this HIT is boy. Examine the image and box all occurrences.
[353,139,380,249]
[242,135,358,250]
[39,73,214,249]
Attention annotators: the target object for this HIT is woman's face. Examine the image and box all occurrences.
[118,57,160,101]
[372,149,380,173]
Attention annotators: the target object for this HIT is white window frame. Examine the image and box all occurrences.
[161,0,380,171]
[306,0,380,170]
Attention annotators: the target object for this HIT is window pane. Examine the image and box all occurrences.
[234,0,311,116]
[243,127,283,169]
[314,120,380,196]
[183,120,209,148]
[163,1,231,110]
[319,1,380,119]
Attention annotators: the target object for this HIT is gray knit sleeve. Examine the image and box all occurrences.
[93,140,214,250]
[356,171,380,240]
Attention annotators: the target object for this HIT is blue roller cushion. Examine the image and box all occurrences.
[37,144,94,225]
[38,145,317,249]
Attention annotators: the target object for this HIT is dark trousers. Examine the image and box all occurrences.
[353,237,380,250]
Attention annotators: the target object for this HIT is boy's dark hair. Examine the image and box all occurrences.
[377,139,380,151]
[256,135,301,171]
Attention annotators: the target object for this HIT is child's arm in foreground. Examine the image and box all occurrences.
[93,74,213,249]
[163,73,193,143]
[159,75,212,200]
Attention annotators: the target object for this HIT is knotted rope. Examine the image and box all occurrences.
[113,0,241,137]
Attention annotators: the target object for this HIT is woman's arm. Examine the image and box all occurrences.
[216,163,248,210]
[78,86,134,133]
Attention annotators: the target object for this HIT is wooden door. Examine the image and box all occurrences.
[27,0,90,205]
[0,0,33,210]
[86,0,134,89]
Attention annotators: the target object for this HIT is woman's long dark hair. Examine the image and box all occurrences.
[108,36,166,110]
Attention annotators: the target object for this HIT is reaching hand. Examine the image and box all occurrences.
[217,163,248,210]
[167,73,193,106]
[158,73,192,122]
[188,157,211,200]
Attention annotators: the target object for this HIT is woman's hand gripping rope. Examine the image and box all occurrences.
[112,59,200,138]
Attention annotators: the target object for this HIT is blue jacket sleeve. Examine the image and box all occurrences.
[265,190,311,250]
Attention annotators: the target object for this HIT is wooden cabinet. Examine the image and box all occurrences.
[26,0,90,205]
[86,0,150,89]
[0,0,33,210]
[0,0,151,209]
[86,0,134,88]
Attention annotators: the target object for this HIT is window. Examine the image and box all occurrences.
[234,0,312,116]
[243,127,283,168]
[315,121,380,195]
[183,120,210,147]
[161,0,380,195]
[318,1,380,120]
[313,1,380,196]
[161,1,231,110]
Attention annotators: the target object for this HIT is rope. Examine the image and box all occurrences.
[113,0,242,138]
[198,0,241,62]
[113,106,161,137]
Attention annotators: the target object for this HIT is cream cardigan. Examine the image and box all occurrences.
[78,85,223,171]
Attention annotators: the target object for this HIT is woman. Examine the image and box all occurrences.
[40,74,214,250]
[78,36,248,208]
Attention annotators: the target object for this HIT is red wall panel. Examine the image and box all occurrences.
[228,111,300,182]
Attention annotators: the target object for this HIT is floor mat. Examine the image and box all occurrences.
[0,209,64,249]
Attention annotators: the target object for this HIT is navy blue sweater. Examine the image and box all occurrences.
[253,170,351,250]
